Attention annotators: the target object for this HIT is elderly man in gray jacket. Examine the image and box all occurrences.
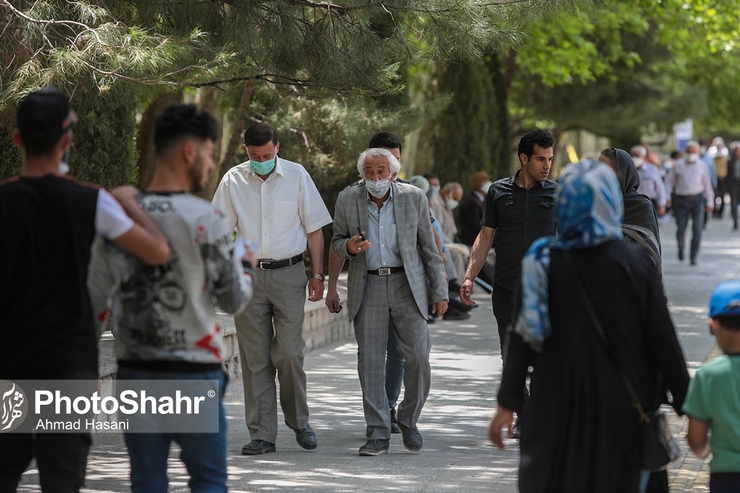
[332,148,448,456]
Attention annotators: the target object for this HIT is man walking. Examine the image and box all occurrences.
[88,103,254,492]
[460,130,557,352]
[325,131,408,434]
[332,148,447,456]
[213,123,332,455]
[0,87,170,492]
[665,140,715,265]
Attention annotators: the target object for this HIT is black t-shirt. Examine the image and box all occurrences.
[0,174,99,379]
[481,171,557,291]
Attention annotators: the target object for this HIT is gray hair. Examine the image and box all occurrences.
[684,140,700,152]
[356,148,401,177]
[408,175,430,193]
[630,145,647,158]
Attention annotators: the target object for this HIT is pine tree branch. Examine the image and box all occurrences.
[1,0,104,45]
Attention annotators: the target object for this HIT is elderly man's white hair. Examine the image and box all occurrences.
[684,140,700,152]
[712,136,725,146]
[356,148,401,177]
[630,145,647,157]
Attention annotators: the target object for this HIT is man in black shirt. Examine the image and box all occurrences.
[0,88,169,492]
[460,130,557,352]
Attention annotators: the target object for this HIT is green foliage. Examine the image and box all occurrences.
[0,128,22,181]
[433,54,510,191]
[510,0,740,139]
[66,84,140,188]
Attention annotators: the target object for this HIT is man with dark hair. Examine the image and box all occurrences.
[88,103,253,492]
[368,131,403,151]
[0,87,170,492]
[213,123,332,455]
[460,129,556,437]
[460,129,557,352]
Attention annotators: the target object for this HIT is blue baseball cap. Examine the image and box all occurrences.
[709,281,740,318]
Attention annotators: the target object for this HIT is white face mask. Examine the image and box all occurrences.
[481,181,493,194]
[365,178,391,198]
[632,157,644,168]
[687,153,700,163]
[446,198,459,210]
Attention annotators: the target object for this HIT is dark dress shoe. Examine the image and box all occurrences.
[290,424,317,450]
[359,439,390,456]
[241,439,276,455]
[390,408,401,434]
[398,423,422,451]
[443,307,471,321]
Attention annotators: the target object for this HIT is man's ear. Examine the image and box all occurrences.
[519,153,527,167]
[708,317,719,337]
[182,139,196,164]
[59,132,73,152]
[275,142,280,155]
[11,130,23,150]
[390,172,398,182]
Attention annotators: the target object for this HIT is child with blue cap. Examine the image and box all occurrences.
[683,280,740,492]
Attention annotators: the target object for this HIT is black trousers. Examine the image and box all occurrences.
[492,284,514,355]
[0,433,91,493]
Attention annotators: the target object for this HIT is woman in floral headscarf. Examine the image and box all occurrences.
[488,160,689,493]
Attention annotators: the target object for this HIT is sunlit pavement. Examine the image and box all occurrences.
[17,213,740,492]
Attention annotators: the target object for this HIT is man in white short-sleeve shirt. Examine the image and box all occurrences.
[0,87,170,492]
[213,123,332,455]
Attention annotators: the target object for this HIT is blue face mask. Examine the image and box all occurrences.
[250,157,276,175]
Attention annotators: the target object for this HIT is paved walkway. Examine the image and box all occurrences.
[18,214,740,492]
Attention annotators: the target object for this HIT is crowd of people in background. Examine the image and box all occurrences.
[2,88,739,493]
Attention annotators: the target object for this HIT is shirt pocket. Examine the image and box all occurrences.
[273,200,299,229]
[537,199,554,209]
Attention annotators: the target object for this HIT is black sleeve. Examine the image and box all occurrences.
[481,187,499,229]
[640,255,690,414]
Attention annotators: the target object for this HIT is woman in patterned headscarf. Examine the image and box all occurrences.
[487,160,689,493]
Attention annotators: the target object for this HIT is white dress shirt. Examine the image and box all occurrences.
[664,158,715,204]
[212,157,332,259]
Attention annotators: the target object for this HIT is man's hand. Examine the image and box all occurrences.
[488,405,515,450]
[110,185,139,205]
[705,205,714,214]
[347,232,371,255]
[325,287,341,313]
[308,278,324,302]
[241,242,257,269]
[431,300,448,318]
[656,205,666,216]
[459,279,475,305]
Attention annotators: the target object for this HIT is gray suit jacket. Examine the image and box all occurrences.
[332,181,447,322]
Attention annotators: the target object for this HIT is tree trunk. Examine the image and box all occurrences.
[135,91,183,189]
[219,81,253,180]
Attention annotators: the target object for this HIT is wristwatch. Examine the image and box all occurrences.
[311,273,325,282]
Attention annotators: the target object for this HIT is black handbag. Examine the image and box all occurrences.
[563,252,680,472]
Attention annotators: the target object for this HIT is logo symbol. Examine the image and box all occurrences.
[0,381,28,432]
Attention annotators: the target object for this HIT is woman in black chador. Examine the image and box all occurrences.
[489,160,689,493]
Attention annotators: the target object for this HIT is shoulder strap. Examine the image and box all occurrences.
[562,251,651,424]
[621,224,662,272]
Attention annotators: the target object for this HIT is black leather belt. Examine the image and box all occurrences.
[367,266,404,276]
[258,253,304,270]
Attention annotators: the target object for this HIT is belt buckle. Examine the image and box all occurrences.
[378,267,391,276]
[259,260,270,270]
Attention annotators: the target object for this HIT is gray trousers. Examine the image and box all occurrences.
[235,262,309,443]
[354,271,431,440]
